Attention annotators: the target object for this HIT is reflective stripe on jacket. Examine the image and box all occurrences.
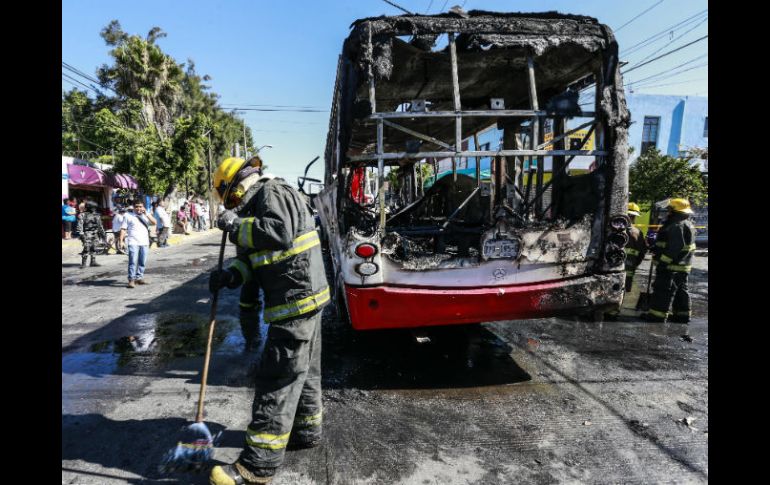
[226,178,329,323]
[652,215,696,273]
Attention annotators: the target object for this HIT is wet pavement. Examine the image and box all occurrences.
[62,233,707,484]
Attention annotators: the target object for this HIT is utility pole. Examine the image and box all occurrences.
[243,120,249,159]
[207,131,216,227]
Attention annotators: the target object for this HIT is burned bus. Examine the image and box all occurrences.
[316,11,631,330]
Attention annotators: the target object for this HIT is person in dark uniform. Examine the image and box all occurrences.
[208,157,328,485]
[644,198,697,324]
[76,200,106,269]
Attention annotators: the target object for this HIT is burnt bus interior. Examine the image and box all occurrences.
[324,11,629,268]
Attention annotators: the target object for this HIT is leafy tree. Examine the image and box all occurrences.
[62,20,258,200]
[628,148,708,210]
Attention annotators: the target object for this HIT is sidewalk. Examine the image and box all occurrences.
[62,228,218,256]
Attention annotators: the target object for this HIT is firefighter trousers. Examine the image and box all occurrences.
[238,311,323,472]
[649,266,690,319]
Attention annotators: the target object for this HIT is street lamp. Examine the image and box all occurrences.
[255,144,273,154]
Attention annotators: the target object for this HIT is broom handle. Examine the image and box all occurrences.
[196,231,228,423]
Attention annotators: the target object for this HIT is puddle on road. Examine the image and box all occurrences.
[63,312,242,376]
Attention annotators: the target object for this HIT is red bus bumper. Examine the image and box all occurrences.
[344,274,623,330]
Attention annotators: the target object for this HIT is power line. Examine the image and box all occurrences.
[632,77,707,90]
[622,35,707,74]
[628,61,708,88]
[621,9,707,56]
[62,62,101,86]
[635,16,708,65]
[626,54,707,87]
[438,0,449,13]
[579,49,707,97]
[62,73,99,94]
[614,0,665,32]
[228,107,328,113]
[220,103,325,110]
[381,0,413,14]
[425,1,434,14]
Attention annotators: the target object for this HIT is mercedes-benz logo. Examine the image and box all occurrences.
[493,268,507,279]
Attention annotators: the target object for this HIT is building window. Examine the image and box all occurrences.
[704,116,708,138]
[641,116,660,153]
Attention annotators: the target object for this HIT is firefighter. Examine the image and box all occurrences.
[643,198,696,324]
[238,156,266,352]
[606,202,648,319]
[208,157,328,485]
[76,200,106,269]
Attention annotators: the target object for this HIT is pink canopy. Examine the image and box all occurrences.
[67,164,139,190]
[68,164,110,186]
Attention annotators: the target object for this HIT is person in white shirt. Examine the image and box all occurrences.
[111,206,127,254]
[124,200,156,288]
[199,199,209,230]
[153,199,172,247]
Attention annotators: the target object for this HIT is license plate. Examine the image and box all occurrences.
[483,238,520,259]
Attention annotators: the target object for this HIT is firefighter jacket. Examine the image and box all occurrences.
[651,214,696,273]
[624,226,647,271]
[225,177,329,324]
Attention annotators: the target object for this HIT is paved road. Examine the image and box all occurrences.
[62,233,708,484]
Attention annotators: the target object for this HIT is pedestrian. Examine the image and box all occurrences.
[643,198,697,324]
[112,206,128,254]
[154,199,172,247]
[175,203,191,234]
[76,200,106,269]
[190,199,199,231]
[606,202,648,320]
[124,199,156,288]
[208,157,328,485]
[62,197,77,239]
[199,199,210,231]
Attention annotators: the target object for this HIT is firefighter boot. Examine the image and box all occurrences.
[209,462,274,485]
[90,255,101,267]
[80,255,88,269]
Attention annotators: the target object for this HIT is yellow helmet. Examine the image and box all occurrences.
[627,202,641,216]
[213,157,247,206]
[668,198,694,214]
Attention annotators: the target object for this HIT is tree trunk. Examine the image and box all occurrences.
[163,180,178,201]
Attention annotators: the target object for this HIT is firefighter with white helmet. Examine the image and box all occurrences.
[208,157,328,485]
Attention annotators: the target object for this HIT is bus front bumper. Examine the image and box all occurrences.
[344,273,624,330]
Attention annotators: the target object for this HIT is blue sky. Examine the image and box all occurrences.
[62,0,708,183]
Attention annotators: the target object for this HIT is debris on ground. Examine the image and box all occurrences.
[583,420,592,426]
[677,416,698,431]
[680,335,694,343]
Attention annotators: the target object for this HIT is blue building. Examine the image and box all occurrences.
[625,93,708,171]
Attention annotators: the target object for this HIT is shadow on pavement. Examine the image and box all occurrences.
[322,320,531,390]
[62,414,238,484]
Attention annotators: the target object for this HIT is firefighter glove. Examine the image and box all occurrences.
[209,269,236,293]
[217,209,240,232]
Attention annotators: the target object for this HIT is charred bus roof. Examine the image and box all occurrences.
[327,11,622,165]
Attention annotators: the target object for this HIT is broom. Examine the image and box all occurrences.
[160,231,228,473]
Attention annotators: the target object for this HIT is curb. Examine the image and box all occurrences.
[62,229,218,254]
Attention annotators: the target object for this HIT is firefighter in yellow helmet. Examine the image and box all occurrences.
[606,202,648,320]
[213,157,266,351]
[643,198,696,324]
[209,157,328,485]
